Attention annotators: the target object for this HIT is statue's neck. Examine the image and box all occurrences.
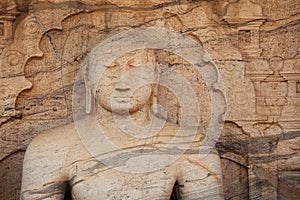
[93,102,157,148]
[95,102,151,128]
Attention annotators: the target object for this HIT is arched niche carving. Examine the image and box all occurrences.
[0,0,196,120]
[0,3,87,119]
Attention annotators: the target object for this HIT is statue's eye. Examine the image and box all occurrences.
[108,75,118,80]
[128,64,137,68]
[127,58,140,68]
[106,63,119,68]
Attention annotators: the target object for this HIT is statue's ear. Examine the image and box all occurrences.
[83,59,93,114]
[86,87,94,114]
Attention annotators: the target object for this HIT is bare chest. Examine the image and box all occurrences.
[70,167,177,200]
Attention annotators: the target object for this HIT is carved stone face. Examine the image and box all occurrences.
[95,50,157,115]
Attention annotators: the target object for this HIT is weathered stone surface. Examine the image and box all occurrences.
[221,158,249,200]
[0,151,24,200]
[0,0,299,199]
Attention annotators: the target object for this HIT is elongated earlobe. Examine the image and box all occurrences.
[151,82,159,115]
[86,88,94,114]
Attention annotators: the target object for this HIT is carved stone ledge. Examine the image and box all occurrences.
[0,0,18,51]
[31,0,174,8]
[223,0,266,60]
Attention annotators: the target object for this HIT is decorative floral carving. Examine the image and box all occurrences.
[0,3,84,118]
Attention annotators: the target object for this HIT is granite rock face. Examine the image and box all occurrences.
[0,0,299,199]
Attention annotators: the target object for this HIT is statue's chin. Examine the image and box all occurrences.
[97,99,149,116]
[112,108,131,115]
[101,104,138,116]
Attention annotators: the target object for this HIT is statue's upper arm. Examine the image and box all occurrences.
[20,129,69,200]
[178,153,224,200]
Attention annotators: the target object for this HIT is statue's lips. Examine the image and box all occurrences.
[113,97,131,103]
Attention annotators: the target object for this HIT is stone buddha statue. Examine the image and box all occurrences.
[20,49,224,200]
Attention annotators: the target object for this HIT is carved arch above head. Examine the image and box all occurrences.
[0,0,227,121]
[0,0,210,119]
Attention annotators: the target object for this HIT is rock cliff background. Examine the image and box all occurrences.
[0,0,299,199]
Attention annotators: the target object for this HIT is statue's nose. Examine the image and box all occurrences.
[115,81,130,91]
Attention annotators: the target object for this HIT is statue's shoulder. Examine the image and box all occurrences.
[27,122,78,152]
[22,123,78,192]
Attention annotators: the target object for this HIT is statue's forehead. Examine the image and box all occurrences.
[108,50,155,65]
